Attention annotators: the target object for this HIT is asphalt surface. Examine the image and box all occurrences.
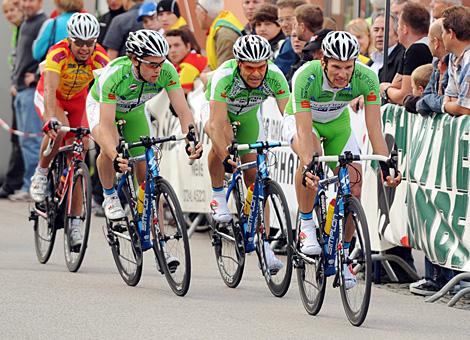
[1,200,469,339]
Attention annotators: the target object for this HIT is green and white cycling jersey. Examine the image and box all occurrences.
[206,59,290,153]
[283,60,380,165]
[87,56,181,156]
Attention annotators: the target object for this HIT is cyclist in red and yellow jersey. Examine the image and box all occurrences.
[30,13,109,247]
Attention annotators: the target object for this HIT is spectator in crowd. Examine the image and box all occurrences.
[103,0,143,59]
[10,0,47,201]
[403,64,434,113]
[166,29,207,94]
[253,4,285,59]
[286,28,330,85]
[97,0,125,45]
[415,18,449,116]
[346,18,372,63]
[33,0,84,61]
[294,4,323,42]
[241,0,269,35]
[391,0,408,17]
[431,0,462,20]
[273,0,306,77]
[195,0,244,71]
[322,16,336,30]
[368,12,405,83]
[137,2,162,32]
[0,0,25,199]
[441,5,470,116]
[380,2,433,106]
[157,0,201,53]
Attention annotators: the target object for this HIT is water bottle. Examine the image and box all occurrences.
[324,198,336,235]
[243,184,254,216]
[137,182,145,214]
[57,168,68,193]
[324,201,339,276]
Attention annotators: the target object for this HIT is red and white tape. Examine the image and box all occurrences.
[0,118,42,138]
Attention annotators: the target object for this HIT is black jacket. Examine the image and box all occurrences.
[368,43,405,83]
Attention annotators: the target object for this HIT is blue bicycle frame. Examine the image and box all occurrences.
[225,141,284,253]
[116,146,160,251]
[317,165,351,277]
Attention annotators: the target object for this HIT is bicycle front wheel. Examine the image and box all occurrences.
[258,180,293,297]
[339,196,372,327]
[64,162,92,272]
[296,207,327,315]
[212,176,245,288]
[152,178,191,296]
[33,163,60,264]
[108,184,143,286]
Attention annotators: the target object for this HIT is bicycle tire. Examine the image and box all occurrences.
[339,196,372,327]
[296,207,327,315]
[258,180,293,297]
[213,176,245,288]
[108,184,143,286]
[33,157,62,264]
[152,178,191,296]
[63,162,92,272]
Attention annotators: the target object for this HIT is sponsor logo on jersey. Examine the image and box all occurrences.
[301,100,310,108]
[221,91,227,98]
[168,79,177,86]
[129,84,138,91]
[108,93,116,100]
[277,89,285,95]
[366,91,377,102]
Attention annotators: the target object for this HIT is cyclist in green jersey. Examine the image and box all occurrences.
[284,31,401,288]
[205,35,290,272]
[87,30,202,221]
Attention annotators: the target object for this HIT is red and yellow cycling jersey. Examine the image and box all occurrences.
[37,39,109,100]
[174,51,207,91]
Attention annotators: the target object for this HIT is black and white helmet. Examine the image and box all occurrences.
[125,29,169,57]
[233,35,272,62]
[321,31,360,61]
[67,13,100,40]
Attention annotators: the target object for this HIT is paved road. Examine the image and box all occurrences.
[1,200,468,339]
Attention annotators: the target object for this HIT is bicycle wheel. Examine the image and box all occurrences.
[33,159,61,264]
[339,196,372,327]
[257,180,293,297]
[63,162,92,272]
[151,178,191,296]
[296,207,327,315]
[212,176,245,288]
[108,184,143,286]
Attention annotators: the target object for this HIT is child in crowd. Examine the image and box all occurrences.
[404,64,434,113]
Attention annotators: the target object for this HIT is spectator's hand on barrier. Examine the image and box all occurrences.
[10,85,17,97]
[380,82,391,96]
[113,154,130,173]
[379,151,402,188]
[42,118,61,140]
[223,155,237,173]
[24,72,36,87]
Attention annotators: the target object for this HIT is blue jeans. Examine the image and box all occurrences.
[14,87,42,192]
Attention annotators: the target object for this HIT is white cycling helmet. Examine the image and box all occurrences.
[321,31,360,61]
[233,35,272,62]
[67,13,100,40]
[126,29,169,57]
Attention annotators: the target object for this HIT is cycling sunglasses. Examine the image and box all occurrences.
[70,37,96,47]
[136,57,166,69]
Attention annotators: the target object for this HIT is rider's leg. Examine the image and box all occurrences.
[292,133,323,256]
[30,107,68,202]
[206,122,233,223]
